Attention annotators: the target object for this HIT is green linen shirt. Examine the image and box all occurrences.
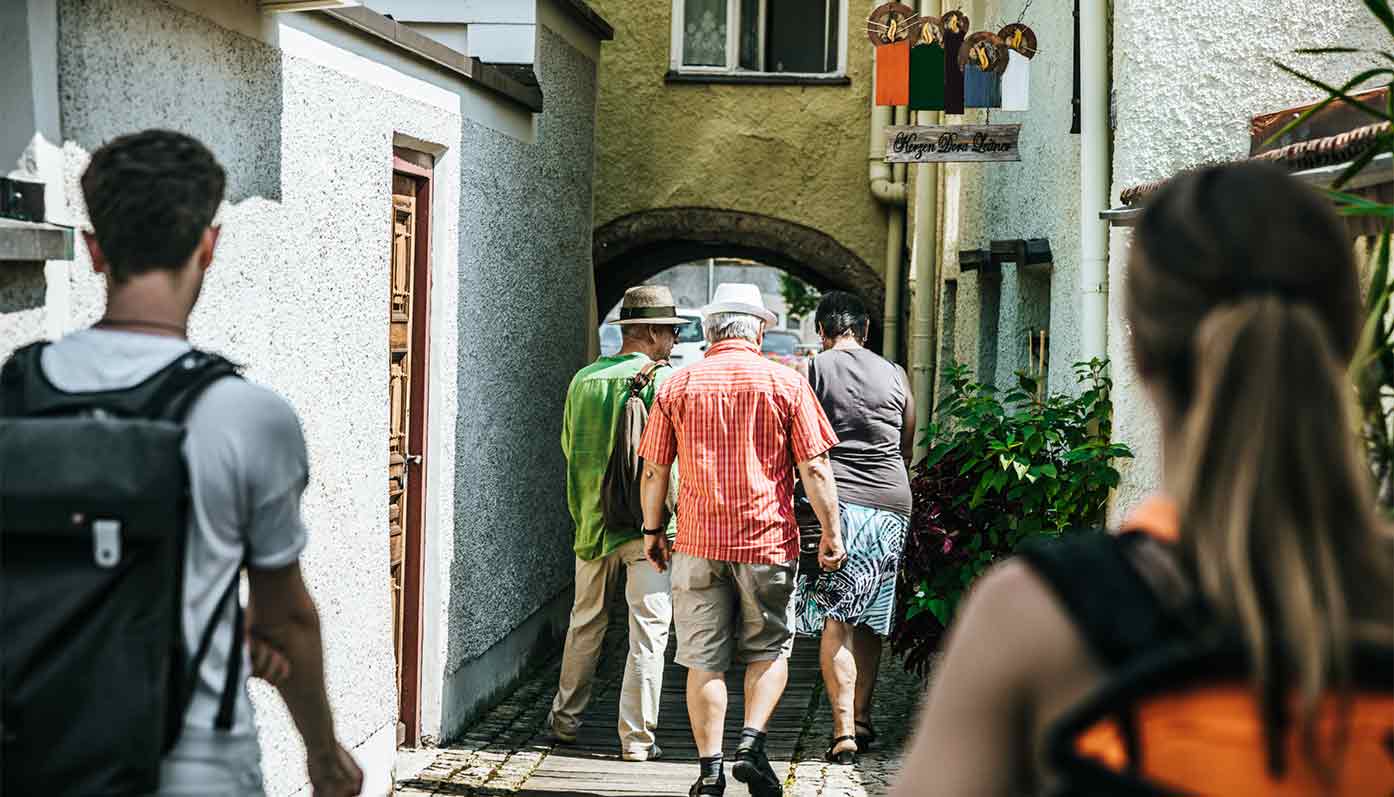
[562,353,676,560]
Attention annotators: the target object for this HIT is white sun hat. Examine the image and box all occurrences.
[702,282,777,326]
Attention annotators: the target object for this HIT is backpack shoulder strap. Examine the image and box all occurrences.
[630,359,670,397]
[144,350,241,422]
[0,342,239,421]
[0,341,50,417]
[1019,531,1183,668]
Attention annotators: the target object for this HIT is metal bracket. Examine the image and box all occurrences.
[92,519,122,568]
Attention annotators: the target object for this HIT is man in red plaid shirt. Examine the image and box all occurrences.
[637,284,845,797]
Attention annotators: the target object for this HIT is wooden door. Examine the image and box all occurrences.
[388,157,431,747]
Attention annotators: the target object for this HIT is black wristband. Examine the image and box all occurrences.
[642,528,665,536]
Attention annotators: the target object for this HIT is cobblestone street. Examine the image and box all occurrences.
[395,626,924,796]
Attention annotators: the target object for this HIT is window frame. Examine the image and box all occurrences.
[669,0,849,79]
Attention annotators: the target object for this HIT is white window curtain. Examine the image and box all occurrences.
[683,0,728,66]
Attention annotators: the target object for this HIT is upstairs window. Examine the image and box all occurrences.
[673,0,846,77]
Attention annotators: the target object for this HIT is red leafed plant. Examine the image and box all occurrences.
[890,360,1131,677]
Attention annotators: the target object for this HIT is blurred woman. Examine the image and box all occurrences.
[892,162,1393,795]
[794,291,916,765]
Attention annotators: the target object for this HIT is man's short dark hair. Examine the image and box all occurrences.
[80,129,226,282]
[815,290,869,341]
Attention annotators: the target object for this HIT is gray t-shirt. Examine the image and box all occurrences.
[40,330,309,741]
[807,347,912,516]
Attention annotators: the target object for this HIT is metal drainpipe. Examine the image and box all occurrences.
[1079,0,1110,361]
[909,0,941,464]
[870,0,907,361]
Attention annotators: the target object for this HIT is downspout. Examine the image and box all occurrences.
[910,0,941,464]
[870,2,907,361]
[1079,0,1110,361]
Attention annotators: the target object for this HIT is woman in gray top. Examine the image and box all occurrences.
[793,291,915,765]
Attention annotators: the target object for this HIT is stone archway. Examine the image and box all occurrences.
[593,207,885,330]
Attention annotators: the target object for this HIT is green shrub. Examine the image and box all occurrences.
[890,360,1132,676]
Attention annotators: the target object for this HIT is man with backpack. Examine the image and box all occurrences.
[0,130,361,795]
[545,285,685,762]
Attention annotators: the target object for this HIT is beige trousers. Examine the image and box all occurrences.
[549,537,673,755]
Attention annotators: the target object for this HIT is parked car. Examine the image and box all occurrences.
[761,329,807,375]
[668,310,705,369]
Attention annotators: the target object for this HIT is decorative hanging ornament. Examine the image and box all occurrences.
[917,15,943,46]
[939,9,970,37]
[997,23,1039,58]
[866,2,922,46]
[959,31,1010,73]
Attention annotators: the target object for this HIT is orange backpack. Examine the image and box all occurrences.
[1022,531,1394,796]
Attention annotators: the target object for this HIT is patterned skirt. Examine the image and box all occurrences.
[793,502,909,637]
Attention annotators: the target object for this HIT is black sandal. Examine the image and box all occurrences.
[824,735,858,765]
[854,720,877,752]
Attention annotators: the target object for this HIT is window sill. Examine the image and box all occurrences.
[0,217,74,261]
[664,71,851,86]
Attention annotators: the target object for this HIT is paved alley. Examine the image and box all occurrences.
[395,628,924,796]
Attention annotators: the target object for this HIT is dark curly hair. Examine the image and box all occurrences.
[815,290,869,342]
[80,129,226,282]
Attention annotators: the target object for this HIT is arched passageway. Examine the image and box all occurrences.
[594,208,885,343]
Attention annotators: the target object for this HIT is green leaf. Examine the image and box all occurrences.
[1332,184,1394,216]
[927,598,950,626]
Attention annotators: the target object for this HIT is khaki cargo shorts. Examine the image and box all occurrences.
[670,552,799,673]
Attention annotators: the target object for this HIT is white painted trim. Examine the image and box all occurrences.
[670,0,683,69]
[44,260,71,339]
[164,1,536,141]
[389,131,455,743]
[669,0,849,77]
[725,0,739,70]
[274,12,536,142]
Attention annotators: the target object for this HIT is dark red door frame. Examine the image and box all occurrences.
[392,148,432,747]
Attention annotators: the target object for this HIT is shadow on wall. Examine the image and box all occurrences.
[0,262,46,314]
[437,23,599,743]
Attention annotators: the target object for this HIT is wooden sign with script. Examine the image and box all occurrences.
[885,124,1022,162]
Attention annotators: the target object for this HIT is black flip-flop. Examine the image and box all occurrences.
[824,735,858,765]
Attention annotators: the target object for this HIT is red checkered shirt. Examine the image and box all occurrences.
[638,338,839,564]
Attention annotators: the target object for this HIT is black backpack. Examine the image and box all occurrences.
[0,340,245,795]
[1021,531,1394,796]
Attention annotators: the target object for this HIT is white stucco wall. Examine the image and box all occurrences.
[925,0,1081,398]
[1106,0,1390,523]
[2,0,603,794]
[916,0,1388,524]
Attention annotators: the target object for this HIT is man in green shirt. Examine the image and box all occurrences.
[548,286,685,762]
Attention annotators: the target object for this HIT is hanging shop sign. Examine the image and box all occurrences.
[884,124,1022,163]
[867,2,1038,160]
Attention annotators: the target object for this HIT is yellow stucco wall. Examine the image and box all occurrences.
[587,0,888,282]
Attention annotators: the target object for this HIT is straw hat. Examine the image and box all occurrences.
[702,283,777,326]
[613,285,688,325]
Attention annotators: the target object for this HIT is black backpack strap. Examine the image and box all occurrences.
[215,585,245,731]
[0,341,47,417]
[146,351,240,422]
[166,565,243,750]
[0,341,240,421]
[1018,531,1179,668]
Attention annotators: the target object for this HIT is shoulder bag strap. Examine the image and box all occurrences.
[630,359,670,398]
